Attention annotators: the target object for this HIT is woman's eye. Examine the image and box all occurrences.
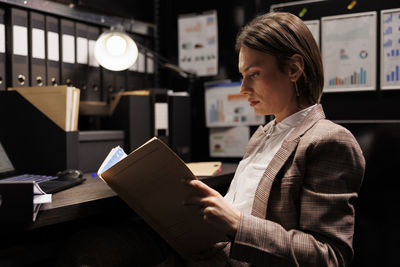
[250,72,259,78]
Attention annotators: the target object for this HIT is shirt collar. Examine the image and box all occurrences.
[263,104,317,136]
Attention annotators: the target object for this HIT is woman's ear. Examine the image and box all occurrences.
[288,54,304,82]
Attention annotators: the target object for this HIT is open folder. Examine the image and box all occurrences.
[9,86,80,131]
[97,137,228,259]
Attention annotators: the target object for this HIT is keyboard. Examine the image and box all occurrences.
[2,174,85,194]
[3,174,58,183]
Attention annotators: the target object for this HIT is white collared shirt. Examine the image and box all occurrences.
[224,104,317,214]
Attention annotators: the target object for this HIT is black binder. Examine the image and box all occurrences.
[87,25,101,101]
[101,27,115,101]
[127,69,145,90]
[169,93,191,162]
[151,89,169,145]
[7,8,29,87]
[0,8,6,91]
[0,91,79,175]
[115,70,127,92]
[45,15,60,86]
[29,11,46,87]
[0,182,34,222]
[60,19,76,86]
[75,22,89,99]
[101,68,115,101]
[109,94,153,151]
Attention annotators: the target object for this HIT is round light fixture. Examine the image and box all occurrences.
[94,31,138,71]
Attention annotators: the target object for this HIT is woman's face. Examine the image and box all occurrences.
[238,46,298,122]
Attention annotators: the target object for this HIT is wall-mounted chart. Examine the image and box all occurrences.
[381,8,400,90]
[304,20,320,47]
[204,82,265,127]
[322,12,377,92]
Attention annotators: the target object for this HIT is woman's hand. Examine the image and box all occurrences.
[182,179,241,238]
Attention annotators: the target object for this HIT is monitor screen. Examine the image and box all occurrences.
[0,142,15,175]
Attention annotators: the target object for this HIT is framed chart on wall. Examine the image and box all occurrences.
[381,8,400,90]
[321,12,377,92]
[304,20,320,47]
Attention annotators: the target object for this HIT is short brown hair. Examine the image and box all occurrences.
[235,12,324,106]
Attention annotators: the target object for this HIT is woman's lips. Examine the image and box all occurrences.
[249,99,260,107]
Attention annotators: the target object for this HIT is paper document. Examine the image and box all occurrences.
[33,182,52,221]
[9,86,80,131]
[98,137,228,258]
[185,161,222,176]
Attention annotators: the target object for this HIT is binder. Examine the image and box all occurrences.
[115,70,127,92]
[7,8,29,87]
[126,36,145,90]
[0,182,34,222]
[0,91,79,175]
[0,8,6,91]
[75,22,89,100]
[151,89,169,145]
[101,27,115,101]
[109,93,153,151]
[168,92,191,162]
[87,25,101,101]
[60,19,76,86]
[29,11,46,87]
[0,181,52,222]
[45,15,60,86]
[127,66,145,90]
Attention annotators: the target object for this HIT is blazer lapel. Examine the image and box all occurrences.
[251,104,326,218]
[242,122,273,159]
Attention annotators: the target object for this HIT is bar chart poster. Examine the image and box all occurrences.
[381,8,400,90]
[205,82,265,127]
[322,12,377,92]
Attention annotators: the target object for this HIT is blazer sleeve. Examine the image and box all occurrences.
[230,125,365,267]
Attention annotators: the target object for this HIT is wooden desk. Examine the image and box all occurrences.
[33,162,238,229]
[0,163,237,266]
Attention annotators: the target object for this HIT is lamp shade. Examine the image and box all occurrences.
[94,31,138,71]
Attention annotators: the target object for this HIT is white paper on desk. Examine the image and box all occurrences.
[32,182,52,221]
[33,182,52,204]
[34,194,52,204]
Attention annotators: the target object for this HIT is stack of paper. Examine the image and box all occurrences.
[9,86,80,131]
[33,181,52,221]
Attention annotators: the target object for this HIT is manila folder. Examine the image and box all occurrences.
[100,137,228,258]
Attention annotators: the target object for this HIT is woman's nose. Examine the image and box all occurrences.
[240,80,251,95]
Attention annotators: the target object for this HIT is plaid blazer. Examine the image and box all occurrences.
[219,104,365,267]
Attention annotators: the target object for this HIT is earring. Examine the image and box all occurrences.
[294,81,300,97]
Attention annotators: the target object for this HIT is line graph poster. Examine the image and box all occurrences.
[381,8,400,90]
[205,82,265,127]
[322,12,377,92]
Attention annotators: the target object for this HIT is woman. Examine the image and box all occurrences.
[182,11,365,266]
